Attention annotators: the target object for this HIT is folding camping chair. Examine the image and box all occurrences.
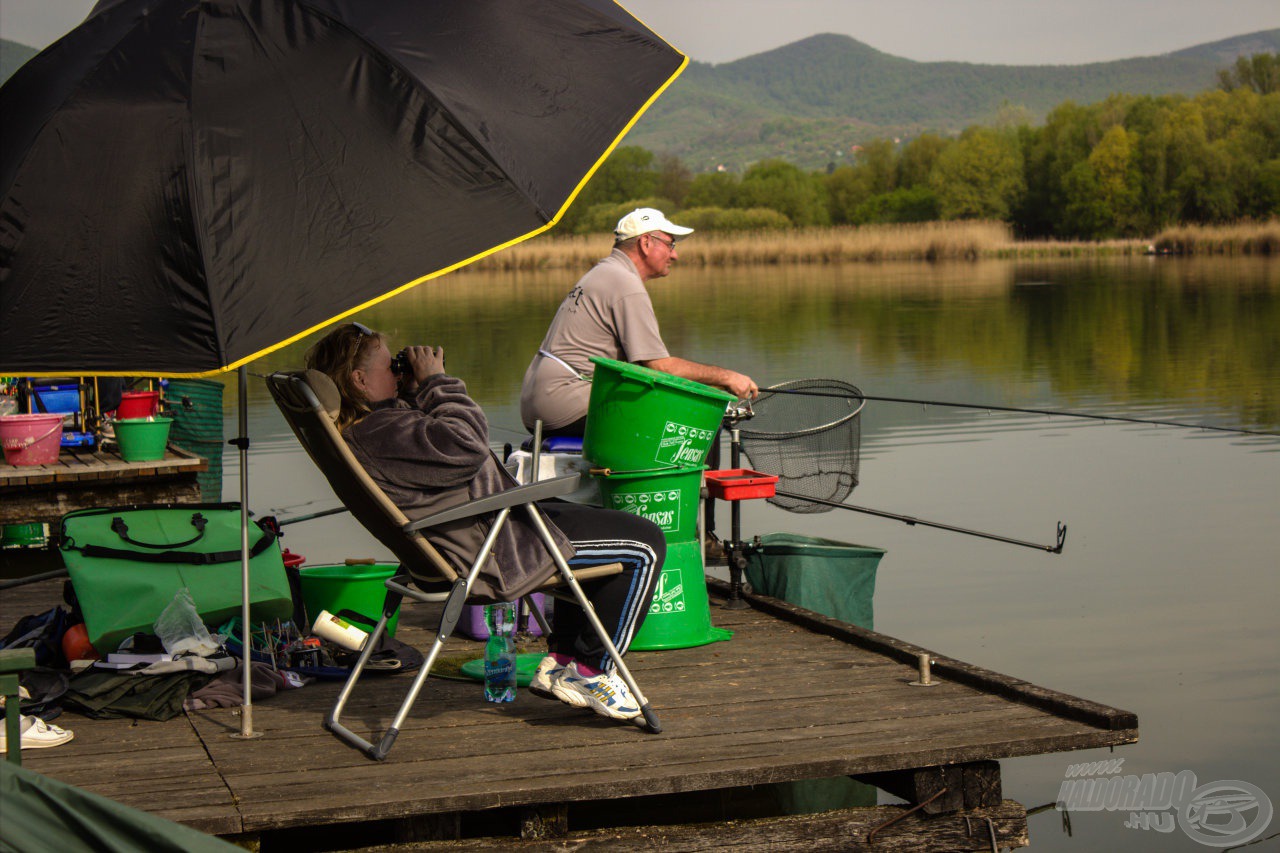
[266,370,661,761]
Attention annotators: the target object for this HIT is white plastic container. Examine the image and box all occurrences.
[312,609,369,651]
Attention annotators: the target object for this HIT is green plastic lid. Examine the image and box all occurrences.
[589,356,736,402]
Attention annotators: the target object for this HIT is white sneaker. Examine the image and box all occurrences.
[0,715,75,752]
[551,662,641,721]
[528,655,588,708]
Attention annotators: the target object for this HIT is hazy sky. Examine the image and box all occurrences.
[2,0,1277,65]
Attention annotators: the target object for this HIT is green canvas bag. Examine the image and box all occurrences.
[59,504,293,655]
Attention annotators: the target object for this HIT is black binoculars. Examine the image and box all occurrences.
[391,348,444,376]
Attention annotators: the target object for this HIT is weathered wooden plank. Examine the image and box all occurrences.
[16,715,241,835]
[225,708,1126,830]
[188,684,1024,781]
[0,477,203,525]
[710,579,1139,731]
[350,799,1030,851]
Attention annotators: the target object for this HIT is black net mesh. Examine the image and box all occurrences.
[738,379,863,513]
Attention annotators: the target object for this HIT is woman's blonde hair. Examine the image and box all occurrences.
[304,323,386,431]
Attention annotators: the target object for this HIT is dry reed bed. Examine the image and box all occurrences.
[467,220,1273,271]
[475,222,1017,270]
[1153,220,1280,255]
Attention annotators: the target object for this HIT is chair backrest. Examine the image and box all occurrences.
[265,370,456,584]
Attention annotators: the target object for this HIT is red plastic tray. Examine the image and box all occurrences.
[705,469,778,501]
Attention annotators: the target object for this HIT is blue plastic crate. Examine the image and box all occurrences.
[32,385,81,414]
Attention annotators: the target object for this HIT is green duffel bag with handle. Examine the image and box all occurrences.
[59,503,293,655]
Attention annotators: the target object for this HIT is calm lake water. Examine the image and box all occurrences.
[224,255,1278,851]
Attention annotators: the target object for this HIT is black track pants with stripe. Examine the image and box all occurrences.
[537,502,664,673]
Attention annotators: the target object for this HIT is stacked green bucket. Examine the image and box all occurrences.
[165,379,225,501]
[583,357,735,650]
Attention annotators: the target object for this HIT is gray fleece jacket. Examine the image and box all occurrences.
[342,373,573,601]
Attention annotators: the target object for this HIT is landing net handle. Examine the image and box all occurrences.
[737,379,865,514]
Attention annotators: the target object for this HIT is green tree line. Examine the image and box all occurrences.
[564,55,1280,240]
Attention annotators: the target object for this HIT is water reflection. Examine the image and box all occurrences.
[240,256,1277,430]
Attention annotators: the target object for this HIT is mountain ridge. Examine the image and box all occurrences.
[626,29,1280,170]
[5,29,1277,172]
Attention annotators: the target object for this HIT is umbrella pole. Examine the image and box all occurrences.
[232,366,262,740]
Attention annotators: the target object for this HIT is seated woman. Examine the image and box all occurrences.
[305,322,663,723]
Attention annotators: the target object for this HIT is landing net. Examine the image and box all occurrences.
[738,379,864,513]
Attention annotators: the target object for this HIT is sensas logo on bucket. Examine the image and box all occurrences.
[649,568,686,615]
[656,422,716,467]
[609,488,682,533]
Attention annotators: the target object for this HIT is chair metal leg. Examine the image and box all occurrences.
[522,505,662,734]
[524,593,553,637]
[326,576,411,758]
[328,511,512,760]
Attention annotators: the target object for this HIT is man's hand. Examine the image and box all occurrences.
[724,371,758,400]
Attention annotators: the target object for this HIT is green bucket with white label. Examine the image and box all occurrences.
[595,466,704,542]
[629,539,732,651]
[582,356,733,472]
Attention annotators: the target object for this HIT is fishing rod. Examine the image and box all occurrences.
[774,488,1068,554]
[273,506,349,526]
[763,388,1277,436]
[0,568,68,591]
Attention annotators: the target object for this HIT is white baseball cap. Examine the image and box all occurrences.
[614,207,693,240]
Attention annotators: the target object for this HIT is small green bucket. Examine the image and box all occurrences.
[595,466,704,542]
[114,417,173,462]
[1,523,47,548]
[582,356,733,471]
[298,563,400,636]
[629,539,732,651]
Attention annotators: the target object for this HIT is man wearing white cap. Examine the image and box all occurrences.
[521,208,758,436]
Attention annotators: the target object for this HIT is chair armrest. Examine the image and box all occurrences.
[404,474,582,530]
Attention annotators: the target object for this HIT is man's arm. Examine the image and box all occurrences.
[639,356,758,399]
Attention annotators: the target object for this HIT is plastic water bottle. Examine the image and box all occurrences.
[483,602,516,703]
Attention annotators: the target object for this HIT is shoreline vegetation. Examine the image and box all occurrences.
[469,219,1280,271]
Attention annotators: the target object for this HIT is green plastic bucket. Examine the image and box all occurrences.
[630,539,732,651]
[595,466,704,542]
[298,563,401,636]
[744,534,885,631]
[166,379,225,502]
[1,523,47,548]
[114,417,173,462]
[582,356,734,471]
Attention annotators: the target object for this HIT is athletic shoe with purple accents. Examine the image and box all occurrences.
[529,655,587,708]
[551,661,641,721]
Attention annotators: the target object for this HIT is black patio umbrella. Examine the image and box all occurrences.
[1,0,685,735]
[1,0,685,375]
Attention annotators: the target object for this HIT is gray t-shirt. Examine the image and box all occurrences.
[520,249,669,430]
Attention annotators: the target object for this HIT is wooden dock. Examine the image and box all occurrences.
[0,445,207,528]
[3,577,1137,851]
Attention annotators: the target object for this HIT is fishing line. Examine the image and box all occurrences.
[763,388,1277,436]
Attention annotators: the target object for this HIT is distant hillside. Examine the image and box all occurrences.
[0,39,39,85]
[626,30,1280,171]
[7,29,1277,173]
